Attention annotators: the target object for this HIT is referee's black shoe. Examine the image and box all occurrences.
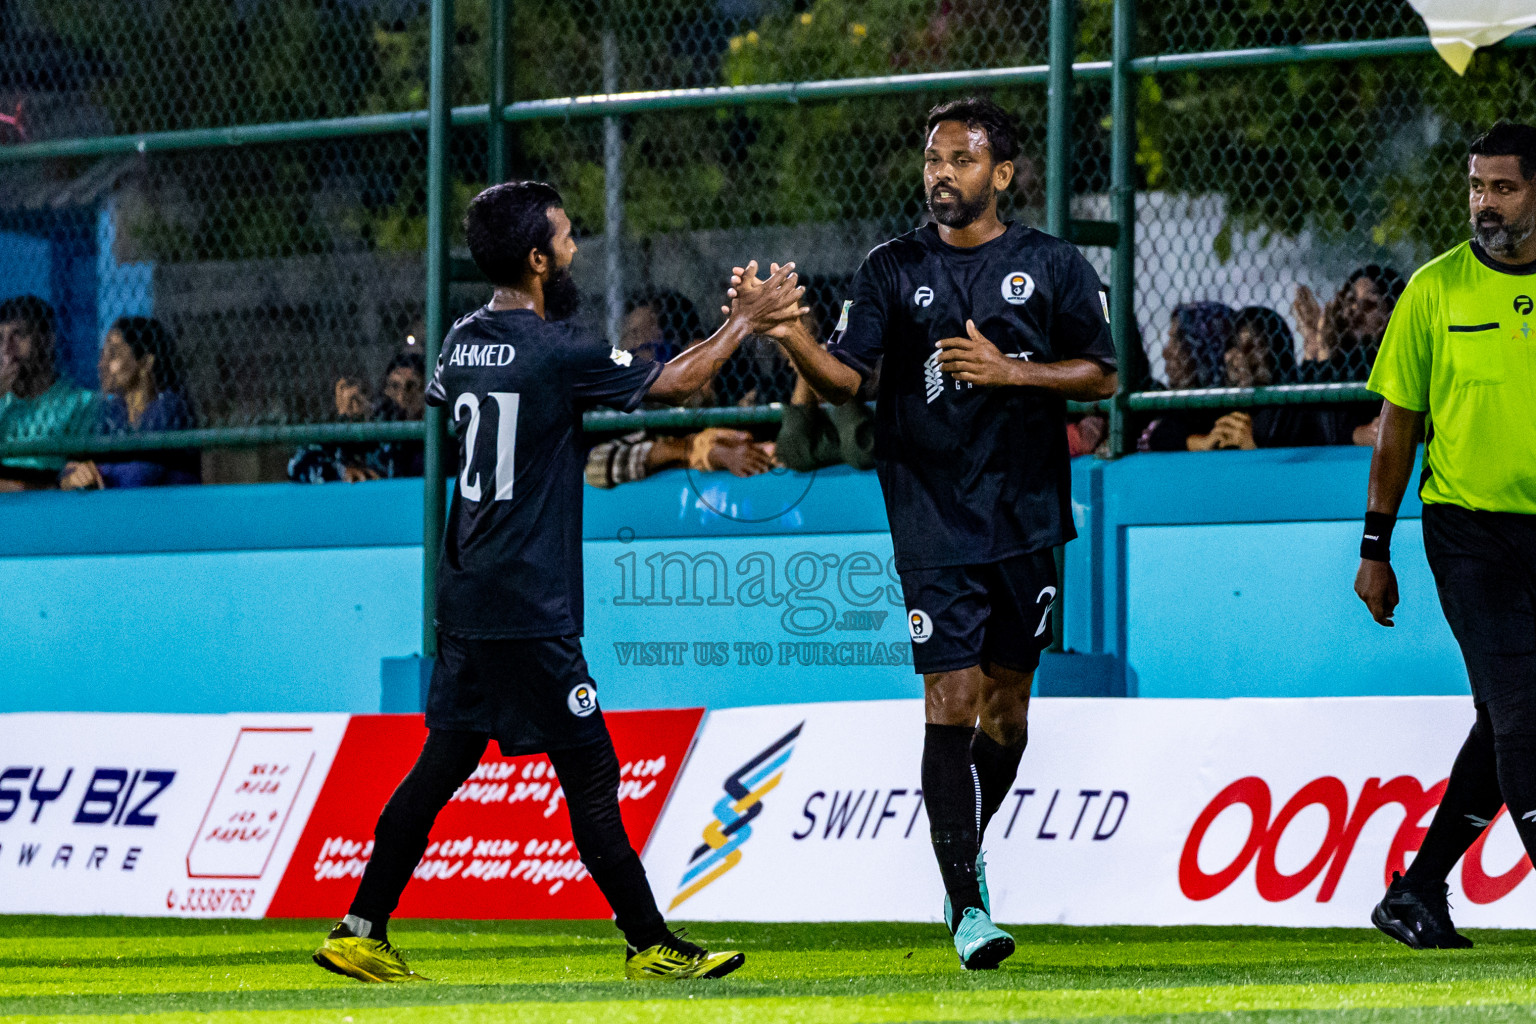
[1371,872,1473,950]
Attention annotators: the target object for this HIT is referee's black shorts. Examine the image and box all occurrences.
[898,550,1058,676]
[1423,502,1536,731]
[426,633,609,756]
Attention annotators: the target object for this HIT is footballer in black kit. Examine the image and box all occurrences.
[755,97,1117,969]
[313,181,806,984]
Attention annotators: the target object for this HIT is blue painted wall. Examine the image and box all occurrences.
[0,449,1468,713]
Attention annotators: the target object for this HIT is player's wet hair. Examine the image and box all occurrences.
[925,97,1019,164]
[1469,121,1536,180]
[464,180,565,287]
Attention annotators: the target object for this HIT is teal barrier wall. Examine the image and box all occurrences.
[0,450,1467,713]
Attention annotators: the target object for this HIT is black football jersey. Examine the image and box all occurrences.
[426,307,661,638]
[827,223,1115,571]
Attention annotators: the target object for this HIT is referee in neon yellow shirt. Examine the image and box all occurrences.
[1357,122,1536,950]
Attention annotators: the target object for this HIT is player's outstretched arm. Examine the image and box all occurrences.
[937,320,1117,399]
[646,260,806,406]
[1354,399,1425,627]
[727,263,863,405]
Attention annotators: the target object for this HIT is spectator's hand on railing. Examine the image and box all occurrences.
[691,427,775,478]
[341,465,382,484]
[1191,412,1258,451]
[59,461,104,490]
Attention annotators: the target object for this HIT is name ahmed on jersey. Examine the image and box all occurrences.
[447,343,517,367]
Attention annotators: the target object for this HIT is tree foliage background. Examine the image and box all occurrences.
[24,0,1534,264]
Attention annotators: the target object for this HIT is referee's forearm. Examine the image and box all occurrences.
[1365,400,1424,516]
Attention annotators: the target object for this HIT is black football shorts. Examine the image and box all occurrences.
[426,633,609,756]
[898,550,1059,675]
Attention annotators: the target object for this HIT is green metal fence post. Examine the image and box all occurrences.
[1045,0,1074,240]
[422,0,454,659]
[1046,0,1075,654]
[1108,0,1137,457]
[488,0,509,184]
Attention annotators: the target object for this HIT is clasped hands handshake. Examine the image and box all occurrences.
[722,262,1021,387]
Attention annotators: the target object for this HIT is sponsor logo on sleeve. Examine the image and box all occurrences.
[609,347,633,367]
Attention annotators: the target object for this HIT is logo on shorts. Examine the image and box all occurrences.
[913,285,935,307]
[567,683,598,717]
[908,609,933,644]
[1001,271,1035,305]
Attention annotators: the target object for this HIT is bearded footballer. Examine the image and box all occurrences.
[313,180,804,983]
[748,97,1118,968]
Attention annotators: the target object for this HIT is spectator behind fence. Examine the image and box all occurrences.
[1137,301,1230,452]
[288,351,426,484]
[1294,265,1403,445]
[1192,305,1340,450]
[1293,264,1405,382]
[59,317,200,490]
[0,295,96,490]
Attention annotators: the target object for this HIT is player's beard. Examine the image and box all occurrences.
[927,182,993,229]
[543,263,581,321]
[1472,208,1536,259]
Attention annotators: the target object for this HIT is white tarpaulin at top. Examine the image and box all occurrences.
[1409,0,1536,74]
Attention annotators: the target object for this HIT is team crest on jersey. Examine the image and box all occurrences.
[908,609,933,644]
[913,285,934,307]
[1001,271,1035,305]
[567,683,598,717]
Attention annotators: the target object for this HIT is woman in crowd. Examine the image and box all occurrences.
[1293,264,1404,382]
[1137,301,1231,452]
[60,316,199,489]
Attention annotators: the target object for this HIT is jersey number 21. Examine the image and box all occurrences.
[455,391,519,502]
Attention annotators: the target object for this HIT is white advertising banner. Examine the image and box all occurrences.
[0,713,347,917]
[643,697,1536,927]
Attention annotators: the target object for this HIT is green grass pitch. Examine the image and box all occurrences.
[4,918,1536,1023]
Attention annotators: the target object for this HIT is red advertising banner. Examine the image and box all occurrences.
[265,709,703,919]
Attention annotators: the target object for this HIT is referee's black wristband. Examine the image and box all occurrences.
[1360,511,1396,562]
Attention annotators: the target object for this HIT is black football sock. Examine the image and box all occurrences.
[1403,706,1501,888]
[922,723,983,927]
[348,729,488,937]
[972,726,1027,842]
[549,736,670,950]
[1493,717,1536,872]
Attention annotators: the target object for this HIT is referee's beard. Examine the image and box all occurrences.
[1473,209,1536,259]
[927,182,994,229]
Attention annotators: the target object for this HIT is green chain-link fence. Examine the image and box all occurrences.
[1,3,1532,471]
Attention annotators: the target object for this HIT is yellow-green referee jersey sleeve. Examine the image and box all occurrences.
[1367,270,1433,413]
